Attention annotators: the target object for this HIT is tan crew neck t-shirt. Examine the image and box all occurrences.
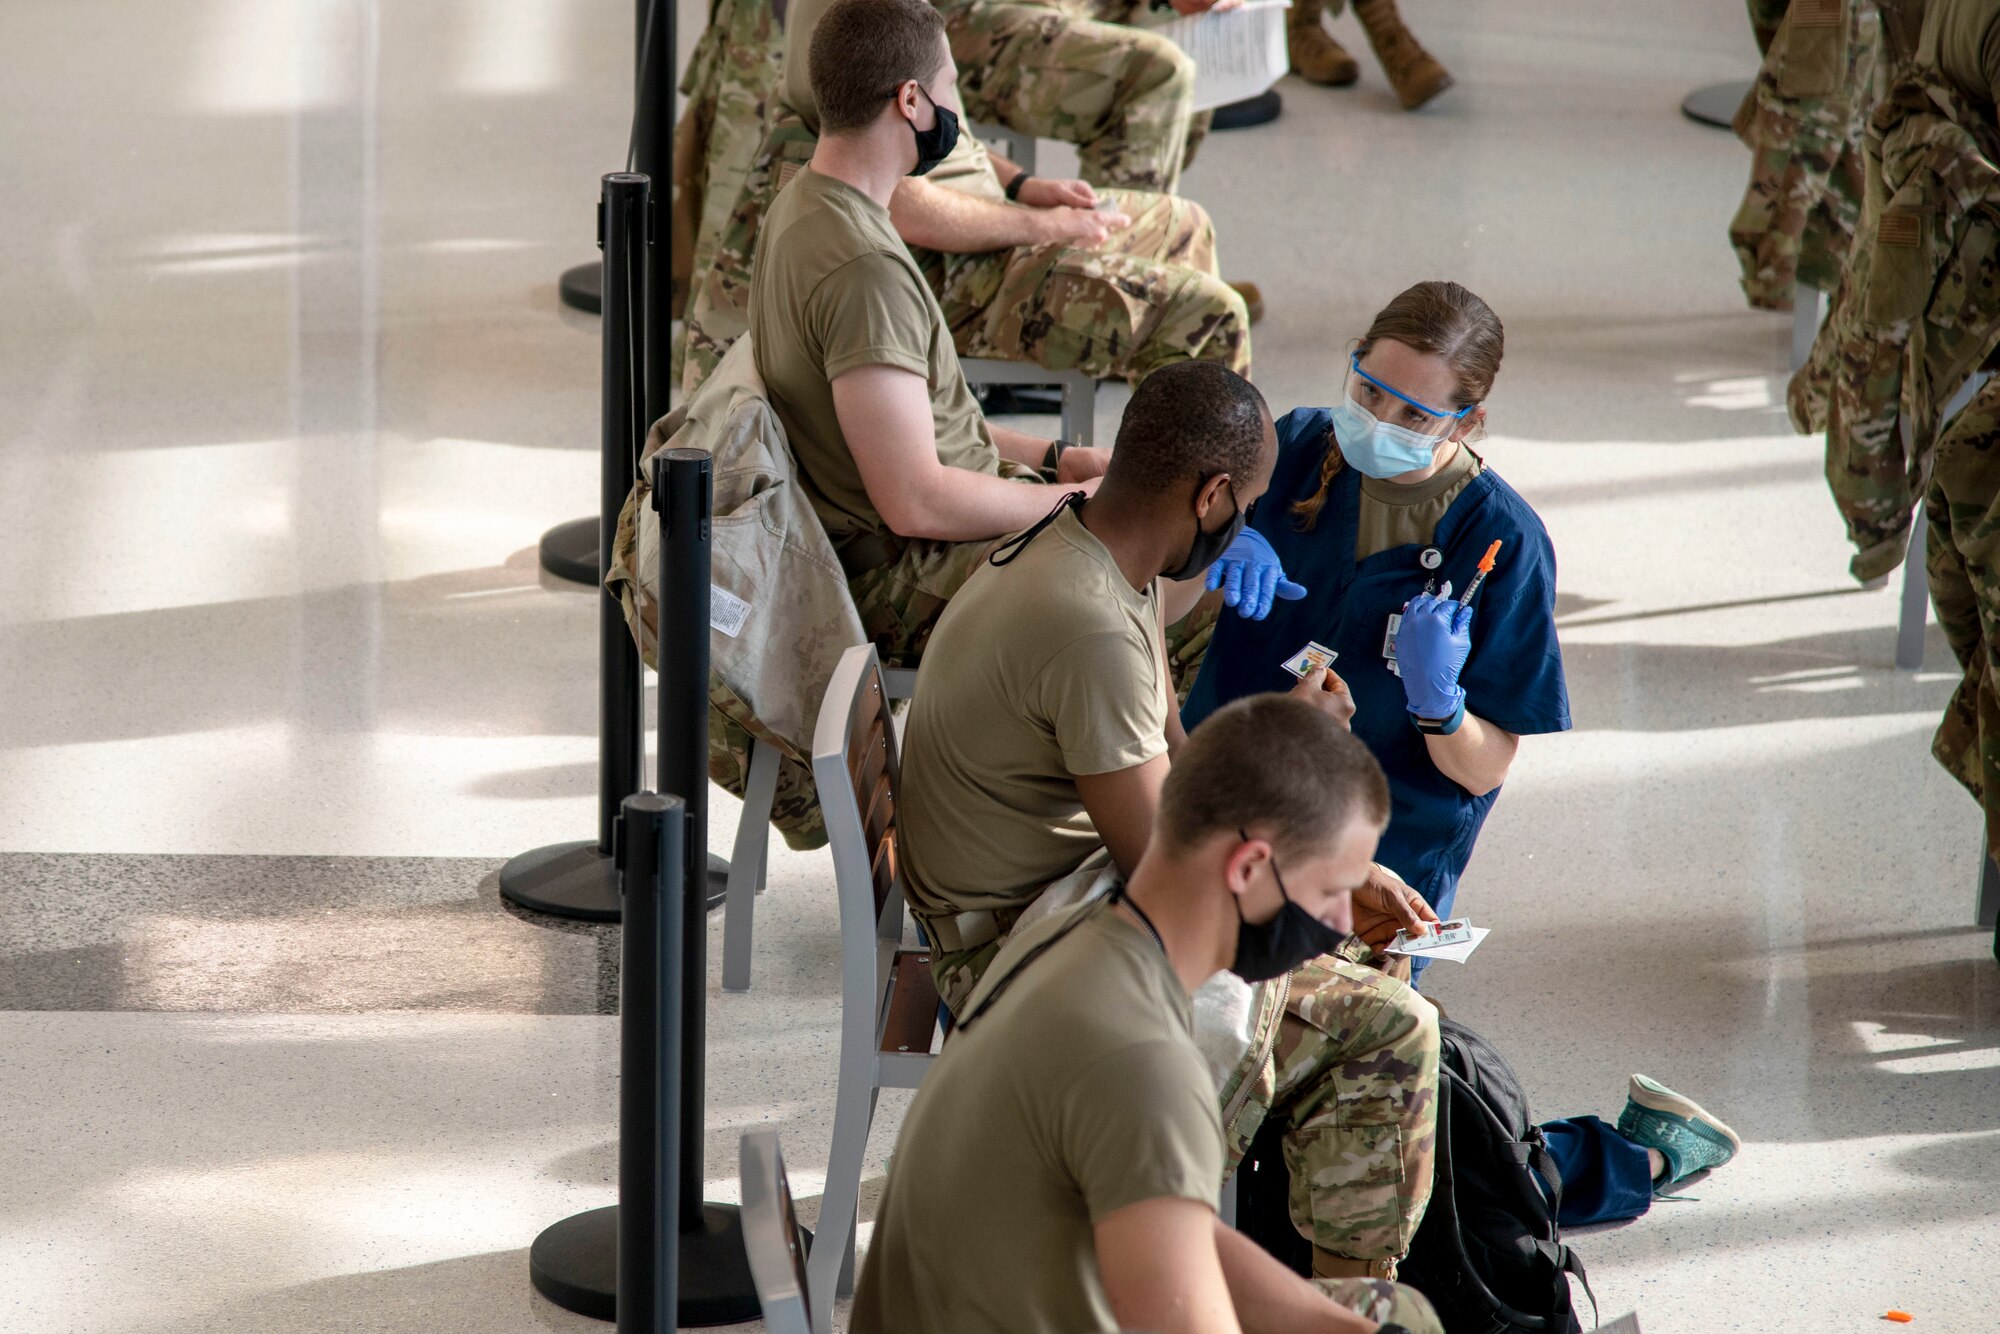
[750,166,1000,539]
[899,506,1169,916]
[850,902,1223,1334]
[1923,0,2000,114]
[1354,439,1485,561]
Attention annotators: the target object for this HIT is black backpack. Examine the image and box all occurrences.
[1399,1018,1594,1333]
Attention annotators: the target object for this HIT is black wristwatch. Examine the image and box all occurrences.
[1005,172,1034,202]
[1376,1325,1413,1334]
[1042,438,1072,472]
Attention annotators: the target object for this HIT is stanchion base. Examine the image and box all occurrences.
[1681,80,1752,129]
[539,516,600,586]
[560,262,603,315]
[1211,89,1282,131]
[500,841,732,922]
[528,1202,804,1325]
[500,840,620,921]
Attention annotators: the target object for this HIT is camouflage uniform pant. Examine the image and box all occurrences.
[1727,0,1881,309]
[932,925,1439,1264]
[1220,948,1440,1265]
[707,474,1042,850]
[942,0,1200,191]
[1315,1277,1443,1334]
[923,186,1250,380]
[1927,379,2000,852]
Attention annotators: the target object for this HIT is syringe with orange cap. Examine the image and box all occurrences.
[1457,540,1503,608]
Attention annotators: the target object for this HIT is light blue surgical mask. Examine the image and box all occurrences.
[1330,393,1449,478]
[1330,354,1475,479]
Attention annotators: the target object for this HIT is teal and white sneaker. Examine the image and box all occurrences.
[1616,1074,1740,1194]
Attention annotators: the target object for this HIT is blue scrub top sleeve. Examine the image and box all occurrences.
[1457,514,1572,737]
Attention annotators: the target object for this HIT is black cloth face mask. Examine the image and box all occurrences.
[905,83,960,177]
[1163,473,1245,582]
[1228,830,1349,983]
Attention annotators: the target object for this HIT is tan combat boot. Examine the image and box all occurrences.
[1351,0,1453,111]
[1288,0,1360,86]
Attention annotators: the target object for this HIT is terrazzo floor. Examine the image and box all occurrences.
[4,0,1996,1331]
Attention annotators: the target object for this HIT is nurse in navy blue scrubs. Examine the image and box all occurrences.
[1184,280,1570,934]
[1188,281,1740,1226]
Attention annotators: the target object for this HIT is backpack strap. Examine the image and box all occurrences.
[1534,1242,1598,1331]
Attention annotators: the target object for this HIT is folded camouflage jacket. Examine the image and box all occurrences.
[1790,68,2000,582]
[608,336,867,761]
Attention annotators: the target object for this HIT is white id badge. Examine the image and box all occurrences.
[1382,612,1403,677]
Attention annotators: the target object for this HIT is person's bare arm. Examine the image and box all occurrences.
[889,177,1129,254]
[832,365,1091,540]
[1213,1216,1381,1334]
[988,423,1109,481]
[1074,753,1170,877]
[1096,1197,1240,1334]
[1422,714,1518,797]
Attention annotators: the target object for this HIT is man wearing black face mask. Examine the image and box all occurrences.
[749,0,1096,676]
[899,361,1442,1285]
[855,696,1442,1334]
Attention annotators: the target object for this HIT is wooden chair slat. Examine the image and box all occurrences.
[880,948,940,1055]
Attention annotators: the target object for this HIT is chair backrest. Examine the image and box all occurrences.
[739,1129,815,1334]
[811,642,906,945]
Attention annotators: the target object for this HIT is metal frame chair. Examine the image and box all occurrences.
[740,1128,817,1334]
[807,643,935,1332]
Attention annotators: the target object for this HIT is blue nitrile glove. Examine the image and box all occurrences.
[1396,593,1473,718]
[1205,528,1308,621]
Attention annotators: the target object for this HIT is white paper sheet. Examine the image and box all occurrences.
[1146,1,1292,112]
[1383,925,1490,965]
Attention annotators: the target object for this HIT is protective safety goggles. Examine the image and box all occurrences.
[1343,354,1475,441]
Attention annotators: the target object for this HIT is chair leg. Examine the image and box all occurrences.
[1790,281,1822,374]
[1219,1171,1239,1230]
[808,1066,877,1334]
[1976,836,2000,930]
[1059,370,1097,448]
[1895,517,1929,672]
[722,738,780,993]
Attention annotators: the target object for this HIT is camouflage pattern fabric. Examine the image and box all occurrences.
[685,105,1242,395]
[673,0,786,384]
[1791,67,2000,582]
[683,110,820,398]
[1926,374,2000,849]
[922,185,1250,379]
[1750,0,1794,55]
[1312,1277,1443,1334]
[941,0,1198,191]
[1729,0,1884,309]
[1217,945,1440,1264]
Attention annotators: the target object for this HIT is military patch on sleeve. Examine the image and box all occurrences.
[776,160,802,191]
[1790,0,1843,25]
[1879,209,1922,248]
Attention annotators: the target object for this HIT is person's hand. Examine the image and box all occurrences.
[1036,204,1131,247]
[1349,862,1439,959]
[1056,445,1110,483]
[1016,176,1097,210]
[1396,592,1473,720]
[1288,665,1354,729]
[1204,527,1307,621]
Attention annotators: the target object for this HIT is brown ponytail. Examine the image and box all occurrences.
[1291,280,1505,531]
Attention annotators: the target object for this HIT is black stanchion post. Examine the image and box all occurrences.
[616,790,685,1334]
[500,173,649,923]
[657,448,762,1323]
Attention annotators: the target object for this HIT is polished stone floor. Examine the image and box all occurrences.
[4,0,1996,1331]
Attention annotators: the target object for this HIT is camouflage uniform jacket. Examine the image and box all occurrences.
[1789,68,2000,582]
[607,336,866,760]
[1730,0,1884,309]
